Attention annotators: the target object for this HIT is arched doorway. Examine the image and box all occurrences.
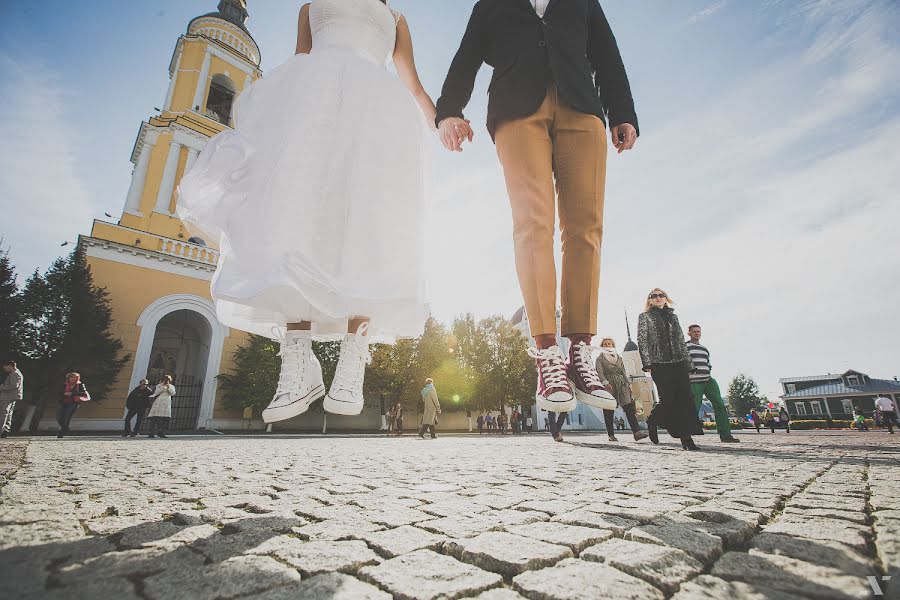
[130,294,229,430]
[146,310,211,430]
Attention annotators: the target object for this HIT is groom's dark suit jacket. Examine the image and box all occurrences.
[435,0,639,140]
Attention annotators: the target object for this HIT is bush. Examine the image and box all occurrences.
[702,420,744,430]
[787,419,874,430]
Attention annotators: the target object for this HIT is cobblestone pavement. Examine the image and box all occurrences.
[1,430,898,599]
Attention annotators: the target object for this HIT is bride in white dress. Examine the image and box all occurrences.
[178,0,436,422]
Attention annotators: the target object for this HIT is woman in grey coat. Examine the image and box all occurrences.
[595,338,649,443]
[418,378,441,439]
[637,288,702,450]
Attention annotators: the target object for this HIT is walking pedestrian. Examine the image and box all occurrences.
[779,406,791,433]
[595,338,648,442]
[638,288,702,450]
[393,401,404,436]
[751,409,761,433]
[147,375,175,439]
[123,379,153,438]
[853,408,868,432]
[526,415,533,433]
[875,396,899,434]
[58,372,89,438]
[686,325,739,443]
[467,408,473,432]
[0,361,23,438]
[418,378,441,439]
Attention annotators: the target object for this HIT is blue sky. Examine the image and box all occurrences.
[1,0,899,401]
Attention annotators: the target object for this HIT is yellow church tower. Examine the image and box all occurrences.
[64,1,263,431]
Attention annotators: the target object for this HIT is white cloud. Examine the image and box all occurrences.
[688,0,729,24]
[596,0,900,400]
[0,54,94,279]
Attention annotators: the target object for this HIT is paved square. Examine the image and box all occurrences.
[1,430,898,599]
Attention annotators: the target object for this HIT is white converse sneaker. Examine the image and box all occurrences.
[262,330,325,423]
[324,322,372,416]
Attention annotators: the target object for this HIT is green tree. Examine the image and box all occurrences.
[0,244,22,361]
[216,334,280,415]
[19,250,129,430]
[727,374,765,416]
[453,314,535,413]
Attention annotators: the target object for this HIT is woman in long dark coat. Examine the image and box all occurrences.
[637,288,702,450]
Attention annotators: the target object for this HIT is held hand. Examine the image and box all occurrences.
[611,123,637,154]
[438,117,474,152]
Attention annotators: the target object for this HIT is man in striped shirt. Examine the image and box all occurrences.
[687,325,739,443]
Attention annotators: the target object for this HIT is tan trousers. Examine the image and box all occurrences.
[495,85,608,337]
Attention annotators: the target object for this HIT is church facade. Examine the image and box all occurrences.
[48,1,263,431]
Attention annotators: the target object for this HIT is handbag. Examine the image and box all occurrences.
[73,384,91,404]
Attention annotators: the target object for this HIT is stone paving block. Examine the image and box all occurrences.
[52,546,206,585]
[626,522,722,565]
[873,519,900,580]
[482,508,549,528]
[243,573,391,600]
[552,509,638,535]
[581,538,703,594]
[293,519,384,541]
[38,577,141,600]
[471,589,528,600]
[515,498,583,516]
[504,521,613,553]
[417,514,501,538]
[668,512,757,548]
[711,551,873,600]
[581,501,663,524]
[419,501,492,518]
[512,557,664,600]
[444,531,573,576]
[671,574,804,600]
[781,506,868,525]
[359,549,502,600]
[362,507,435,527]
[749,532,872,573]
[763,520,868,552]
[143,554,303,600]
[354,525,446,558]
[786,493,866,513]
[250,537,381,576]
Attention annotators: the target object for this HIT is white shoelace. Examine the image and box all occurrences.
[332,322,372,392]
[572,343,604,388]
[273,328,311,397]
[527,346,569,389]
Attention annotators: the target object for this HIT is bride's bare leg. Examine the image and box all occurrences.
[348,317,370,334]
[287,322,312,331]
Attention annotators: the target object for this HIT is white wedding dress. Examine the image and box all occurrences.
[178,0,430,343]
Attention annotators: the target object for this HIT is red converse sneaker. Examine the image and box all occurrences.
[527,346,576,413]
[568,342,617,410]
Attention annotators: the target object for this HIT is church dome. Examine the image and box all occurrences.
[188,0,261,66]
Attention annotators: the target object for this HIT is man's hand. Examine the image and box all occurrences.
[611,123,637,154]
[438,117,474,152]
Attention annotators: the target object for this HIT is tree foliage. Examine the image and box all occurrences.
[18,250,129,429]
[0,244,22,361]
[727,373,765,416]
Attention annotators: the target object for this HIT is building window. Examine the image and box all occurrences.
[578,414,583,425]
[206,74,237,125]
[795,403,807,416]
[841,399,854,416]
[809,400,823,416]
[847,375,859,386]
[785,383,796,393]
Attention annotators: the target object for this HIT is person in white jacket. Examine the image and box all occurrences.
[147,375,176,439]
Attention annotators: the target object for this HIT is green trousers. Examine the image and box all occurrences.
[691,378,732,438]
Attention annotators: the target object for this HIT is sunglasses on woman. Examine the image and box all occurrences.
[648,293,667,299]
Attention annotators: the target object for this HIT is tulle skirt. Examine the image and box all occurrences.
[178,47,431,343]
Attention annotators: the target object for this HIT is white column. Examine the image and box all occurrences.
[192,51,212,111]
[123,131,158,215]
[154,141,182,214]
[244,73,253,91]
[164,51,182,111]
[184,147,200,175]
